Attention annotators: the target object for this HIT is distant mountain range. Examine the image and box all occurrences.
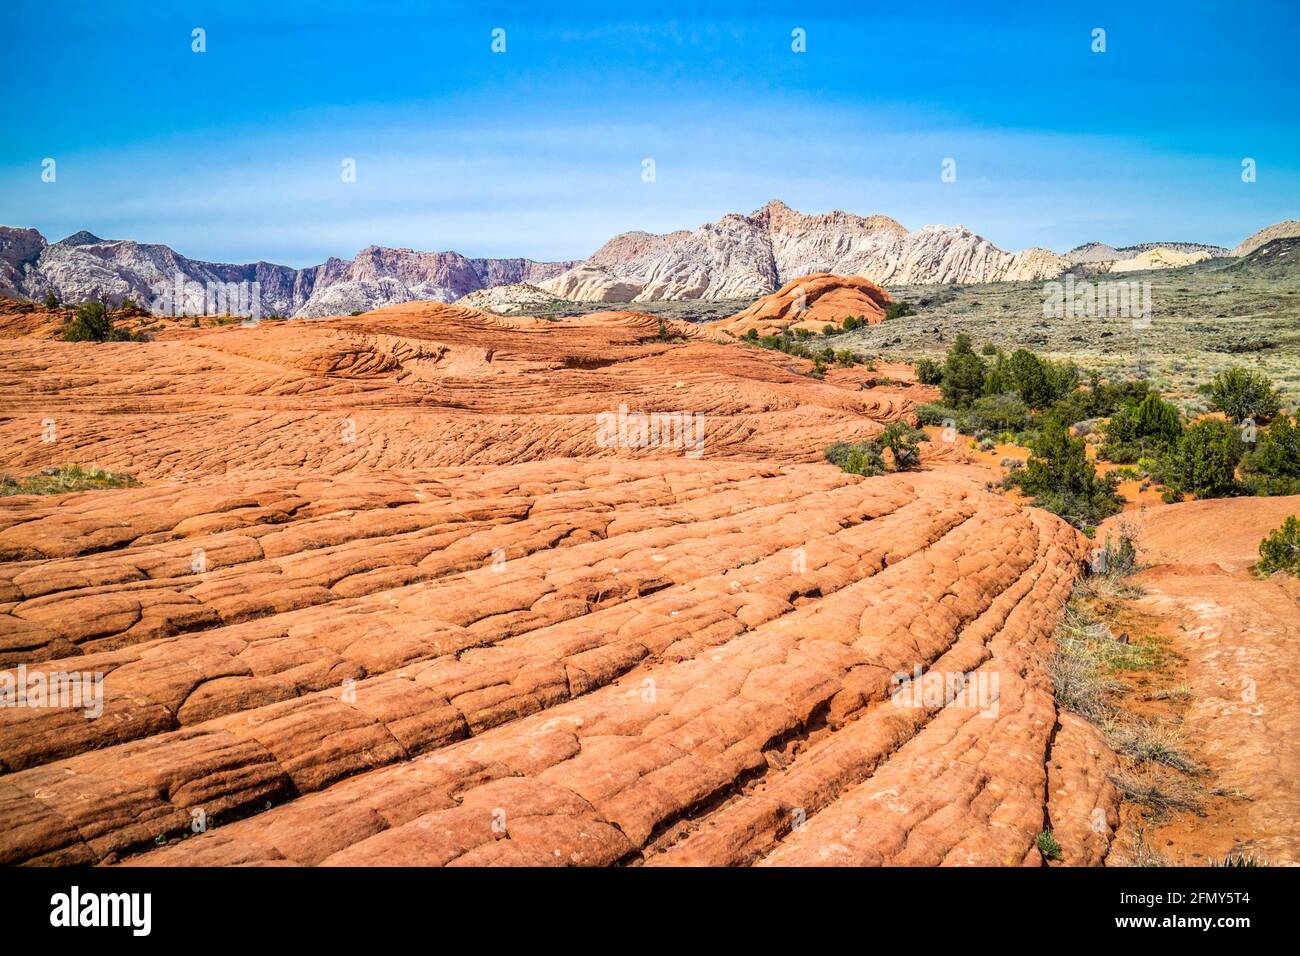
[0,228,575,318]
[1065,240,1230,264]
[2,205,1295,316]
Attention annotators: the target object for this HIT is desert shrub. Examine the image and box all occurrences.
[43,291,59,309]
[842,315,864,332]
[914,357,943,385]
[824,440,885,477]
[878,421,925,470]
[884,301,916,321]
[62,301,136,342]
[1099,394,1183,463]
[970,392,1030,432]
[1242,414,1300,495]
[1004,415,1122,528]
[1049,372,1151,425]
[1209,367,1282,424]
[984,348,1079,409]
[1256,515,1300,577]
[794,327,814,340]
[751,330,864,368]
[1157,418,1243,501]
[914,402,968,432]
[1091,530,1138,578]
[939,333,988,408]
[744,328,759,340]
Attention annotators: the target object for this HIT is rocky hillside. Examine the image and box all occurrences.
[1067,240,1229,265]
[1106,246,1213,273]
[711,273,893,337]
[542,200,1071,302]
[1232,220,1300,258]
[1224,236,1300,279]
[456,281,577,315]
[0,227,576,318]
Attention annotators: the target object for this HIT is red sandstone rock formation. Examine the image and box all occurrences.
[0,299,1109,867]
[712,273,893,338]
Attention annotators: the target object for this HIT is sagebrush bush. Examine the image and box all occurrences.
[914,402,967,431]
[824,440,885,477]
[970,392,1030,432]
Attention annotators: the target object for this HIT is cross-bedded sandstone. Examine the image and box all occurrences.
[0,302,1101,866]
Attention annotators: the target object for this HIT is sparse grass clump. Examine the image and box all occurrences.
[1104,720,1204,775]
[1108,769,1206,815]
[0,464,139,496]
[1049,601,1128,721]
[1209,853,1267,867]
[1035,830,1062,861]
[1076,529,1144,600]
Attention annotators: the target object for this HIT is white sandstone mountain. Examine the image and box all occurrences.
[540,200,1072,302]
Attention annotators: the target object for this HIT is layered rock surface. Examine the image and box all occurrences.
[0,300,1101,867]
[711,274,893,337]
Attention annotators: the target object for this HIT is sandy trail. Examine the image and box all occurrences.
[1103,497,1300,864]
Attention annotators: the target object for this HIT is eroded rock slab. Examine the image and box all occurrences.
[0,303,1099,867]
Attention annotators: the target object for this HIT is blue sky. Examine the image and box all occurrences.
[4,0,1297,266]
